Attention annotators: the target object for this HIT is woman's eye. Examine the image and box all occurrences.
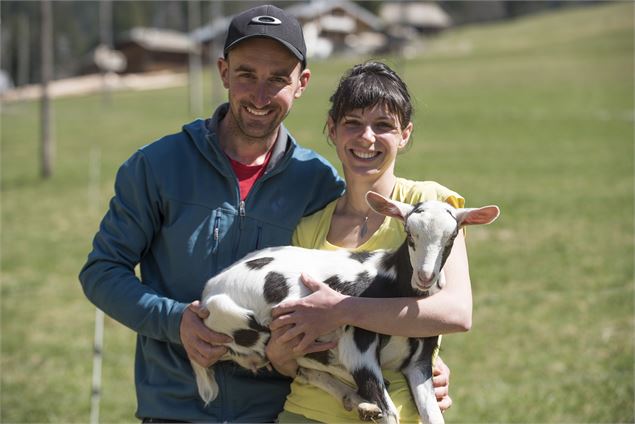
[376,122,397,131]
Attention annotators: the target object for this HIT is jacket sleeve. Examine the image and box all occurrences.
[303,156,345,217]
[78,150,187,344]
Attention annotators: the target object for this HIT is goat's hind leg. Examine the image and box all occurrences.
[402,337,444,424]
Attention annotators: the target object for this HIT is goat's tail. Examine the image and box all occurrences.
[192,361,219,405]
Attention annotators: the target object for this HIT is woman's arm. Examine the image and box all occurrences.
[271,231,472,352]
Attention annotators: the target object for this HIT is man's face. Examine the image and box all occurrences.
[218,37,310,142]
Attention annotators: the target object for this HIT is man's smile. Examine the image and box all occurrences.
[245,106,271,116]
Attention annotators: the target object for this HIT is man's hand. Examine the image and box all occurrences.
[180,301,232,368]
[433,356,453,412]
[270,273,346,353]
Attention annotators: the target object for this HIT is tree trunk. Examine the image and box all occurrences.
[40,0,54,179]
[99,0,113,105]
[188,0,203,117]
[209,0,224,107]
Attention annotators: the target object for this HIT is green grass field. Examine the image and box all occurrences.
[2,3,633,423]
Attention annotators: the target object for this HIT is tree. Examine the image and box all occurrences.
[40,0,54,179]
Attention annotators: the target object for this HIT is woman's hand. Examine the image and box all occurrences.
[271,273,347,352]
[433,356,453,412]
[265,324,301,377]
[180,301,232,368]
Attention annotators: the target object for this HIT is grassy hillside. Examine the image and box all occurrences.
[2,2,633,422]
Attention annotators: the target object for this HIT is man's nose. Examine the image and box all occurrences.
[252,82,271,108]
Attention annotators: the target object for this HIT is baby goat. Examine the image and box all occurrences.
[192,191,499,424]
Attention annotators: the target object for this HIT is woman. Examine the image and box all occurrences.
[266,62,471,422]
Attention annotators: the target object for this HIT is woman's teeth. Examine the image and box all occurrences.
[352,150,379,159]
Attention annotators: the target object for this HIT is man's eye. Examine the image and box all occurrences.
[238,73,255,80]
[271,77,288,84]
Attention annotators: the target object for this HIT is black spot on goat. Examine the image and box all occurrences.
[263,271,289,304]
[245,257,274,270]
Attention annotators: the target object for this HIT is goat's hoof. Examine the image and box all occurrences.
[342,394,353,411]
[357,402,382,421]
[295,369,309,384]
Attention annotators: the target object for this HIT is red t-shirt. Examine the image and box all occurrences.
[227,149,273,201]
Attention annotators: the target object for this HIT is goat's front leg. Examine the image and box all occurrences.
[402,336,444,424]
[340,329,399,424]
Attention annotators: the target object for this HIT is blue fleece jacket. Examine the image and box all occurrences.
[79,104,345,422]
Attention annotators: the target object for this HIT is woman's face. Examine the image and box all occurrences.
[329,103,413,180]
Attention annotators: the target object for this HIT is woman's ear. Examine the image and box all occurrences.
[327,116,337,141]
[399,122,414,149]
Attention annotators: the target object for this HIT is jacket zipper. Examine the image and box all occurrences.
[212,215,221,248]
[233,141,295,256]
[255,226,262,250]
[239,200,246,229]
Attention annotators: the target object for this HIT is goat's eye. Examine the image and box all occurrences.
[406,233,415,248]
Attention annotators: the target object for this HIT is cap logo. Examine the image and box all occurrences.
[250,15,282,25]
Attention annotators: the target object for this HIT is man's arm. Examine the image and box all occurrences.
[79,151,186,344]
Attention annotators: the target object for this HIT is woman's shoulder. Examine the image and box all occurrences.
[394,177,465,207]
[292,198,339,248]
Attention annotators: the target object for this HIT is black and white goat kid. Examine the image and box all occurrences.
[192,191,500,424]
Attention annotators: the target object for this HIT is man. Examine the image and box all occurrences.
[80,5,450,422]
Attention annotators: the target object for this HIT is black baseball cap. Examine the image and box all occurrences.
[224,4,307,68]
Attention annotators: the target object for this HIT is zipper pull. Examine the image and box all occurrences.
[239,201,246,230]
[213,216,220,241]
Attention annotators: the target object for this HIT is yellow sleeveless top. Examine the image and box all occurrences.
[285,178,464,423]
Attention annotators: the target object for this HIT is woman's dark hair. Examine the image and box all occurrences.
[327,61,413,130]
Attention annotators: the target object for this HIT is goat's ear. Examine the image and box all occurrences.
[366,191,414,222]
[456,205,500,227]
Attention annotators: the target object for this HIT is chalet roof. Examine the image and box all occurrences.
[380,2,451,28]
[119,27,197,53]
[285,0,384,31]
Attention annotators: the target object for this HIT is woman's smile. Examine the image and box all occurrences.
[350,149,381,160]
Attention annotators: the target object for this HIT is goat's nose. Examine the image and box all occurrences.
[417,270,434,285]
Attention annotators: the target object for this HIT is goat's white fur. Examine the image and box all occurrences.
[192,191,500,424]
